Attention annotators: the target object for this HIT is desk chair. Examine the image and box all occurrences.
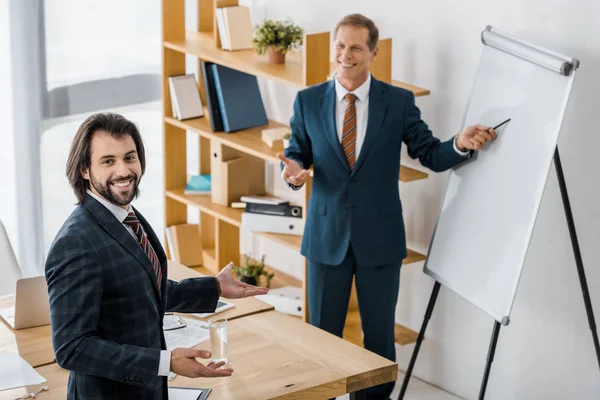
[0,220,22,296]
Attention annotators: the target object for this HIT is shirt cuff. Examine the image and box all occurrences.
[158,350,172,376]
[453,135,470,156]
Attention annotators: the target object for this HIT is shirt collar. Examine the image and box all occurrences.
[335,73,371,104]
[87,189,132,223]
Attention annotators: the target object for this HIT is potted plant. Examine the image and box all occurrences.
[233,254,275,288]
[282,132,291,149]
[252,19,304,65]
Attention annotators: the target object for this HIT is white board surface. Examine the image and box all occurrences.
[423,27,577,324]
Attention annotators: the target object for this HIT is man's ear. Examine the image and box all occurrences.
[81,167,90,181]
[371,46,379,61]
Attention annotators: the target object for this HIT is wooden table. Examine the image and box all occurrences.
[0,262,273,371]
[0,295,54,368]
[1,311,397,400]
[167,261,274,321]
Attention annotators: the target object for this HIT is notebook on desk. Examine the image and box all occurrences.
[168,387,211,400]
[0,276,50,330]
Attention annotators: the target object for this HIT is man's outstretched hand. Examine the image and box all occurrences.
[278,153,309,187]
[216,262,269,299]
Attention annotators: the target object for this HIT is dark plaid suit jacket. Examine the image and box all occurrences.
[45,194,219,399]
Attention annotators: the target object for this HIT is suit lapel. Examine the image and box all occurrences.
[83,195,161,300]
[353,78,389,175]
[320,81,351,173]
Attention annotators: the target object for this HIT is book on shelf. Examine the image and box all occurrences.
[165,224,204,266]
[215,5,253,51]
[168,74,204,120]
[245,202,302,218]
[184,175,211,195]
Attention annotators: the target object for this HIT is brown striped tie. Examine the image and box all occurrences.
[342,93,358,169]
[123,212,163,292]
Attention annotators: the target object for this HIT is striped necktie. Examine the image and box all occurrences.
[342,93,358,169]
[123,212,163,291]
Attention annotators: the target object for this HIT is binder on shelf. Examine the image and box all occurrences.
[241,212,304,235]
[200,61,224,131]
[256,286,303,317]
[245,202,302,218]
[210,63,268,132]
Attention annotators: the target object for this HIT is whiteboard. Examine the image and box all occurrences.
[423,26,578,324]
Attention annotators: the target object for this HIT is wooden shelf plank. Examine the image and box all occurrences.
[395,323,419,346]
[392,80,431,97]
[343,310,418,347]
[404,248,427,265]
[165,188,243,227]
[164,31,306,88]
[400,166,428,182]
[254,232,303,251]
[165,116,427,182]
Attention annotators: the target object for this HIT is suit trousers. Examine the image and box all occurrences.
[308,243,401,400]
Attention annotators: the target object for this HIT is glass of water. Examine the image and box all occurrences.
[209,318,228,364]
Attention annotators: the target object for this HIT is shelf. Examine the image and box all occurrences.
[165,116,428,183]
[164,30,431,96]
[165,189,427,264]
[254,232,303,251]
[165,188,243,227]
[254,232,426,265]
[343,310,418,347]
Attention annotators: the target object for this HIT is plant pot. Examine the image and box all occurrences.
[267,46,286,64]
[240,275,257,286]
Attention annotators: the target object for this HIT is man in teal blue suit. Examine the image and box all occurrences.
[278,14,496,400]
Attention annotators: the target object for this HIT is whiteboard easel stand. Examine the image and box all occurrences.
[398,28,600,400]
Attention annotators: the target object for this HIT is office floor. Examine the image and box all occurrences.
[5,101,460,400]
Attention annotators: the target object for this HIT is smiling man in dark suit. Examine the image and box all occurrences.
[278,14,496,400]
[45,112,268,399]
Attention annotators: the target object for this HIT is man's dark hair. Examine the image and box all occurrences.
[66,112,146,204]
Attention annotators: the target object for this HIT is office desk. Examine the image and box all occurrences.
[1,311,396,400]
[0,295,54,368]
[0,262,272,372]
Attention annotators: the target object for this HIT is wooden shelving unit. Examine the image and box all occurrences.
[162,0,429,347]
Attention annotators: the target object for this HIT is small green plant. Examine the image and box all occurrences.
[252,19,304,55]
[233,254,275,288]
[282,132,291,140]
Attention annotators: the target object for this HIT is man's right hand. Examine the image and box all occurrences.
[277,153,309,187]
[170,348,233,378]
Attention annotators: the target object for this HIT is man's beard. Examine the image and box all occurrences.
[89,169,140,206]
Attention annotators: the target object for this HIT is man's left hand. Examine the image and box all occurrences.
[456,125,497,151]
[216,262,269,299]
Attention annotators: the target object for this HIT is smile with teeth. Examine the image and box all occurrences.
[339,61,356,68]
[112,179,133,189]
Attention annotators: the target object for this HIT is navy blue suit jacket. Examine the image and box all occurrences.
[284,76,470,267]
[45,194,219,399]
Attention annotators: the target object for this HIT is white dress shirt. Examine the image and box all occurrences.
[86,190,172,377]
[333,73,469,158]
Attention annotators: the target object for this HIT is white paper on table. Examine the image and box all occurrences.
[164,317,210,350]
[0,353,46,391]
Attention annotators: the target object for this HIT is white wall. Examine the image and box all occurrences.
[247,0,600,398]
